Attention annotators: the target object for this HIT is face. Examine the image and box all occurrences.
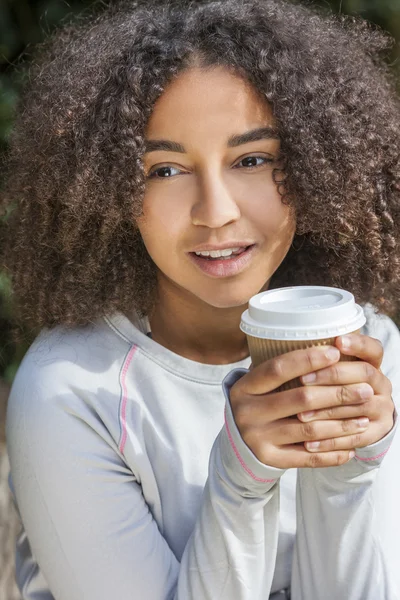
[137,66,295,310]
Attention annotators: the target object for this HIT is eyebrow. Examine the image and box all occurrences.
[144,126,279,154]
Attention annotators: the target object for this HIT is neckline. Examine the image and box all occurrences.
[104,312,251,384]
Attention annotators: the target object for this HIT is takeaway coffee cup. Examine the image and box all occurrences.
[240,286,366,390]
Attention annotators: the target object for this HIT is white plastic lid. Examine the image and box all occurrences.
[240,286,366,340]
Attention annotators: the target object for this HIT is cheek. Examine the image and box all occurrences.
[137,188,189,253]
[241,182,295,239]
[259,205,295,239]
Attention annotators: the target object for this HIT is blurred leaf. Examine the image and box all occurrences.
[0,75,18,142]
[0,4,19,65]
[3,361,20,383]
[0,0,399,380]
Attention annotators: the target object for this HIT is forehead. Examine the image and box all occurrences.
[145,66,276,140]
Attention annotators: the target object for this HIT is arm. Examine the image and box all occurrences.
[179,381,285,598]
[292,421,398,600]
[7,364,284,600]
[291,314,400,600]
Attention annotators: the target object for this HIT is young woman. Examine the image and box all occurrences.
[3,0,400,598]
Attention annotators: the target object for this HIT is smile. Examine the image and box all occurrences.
[194,247,245,259]
[188,245,256,278]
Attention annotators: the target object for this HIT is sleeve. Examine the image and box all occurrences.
[7,364,286,600]
[291,312,400,600]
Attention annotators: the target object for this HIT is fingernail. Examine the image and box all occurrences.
[349,450,356,459]
[340,336,351,350]
[302,372,316,384]
[307,441,320,450]
[325,347,340,361]
[359,385,373,399]
[356,417,369,428]
[300,410,315,420]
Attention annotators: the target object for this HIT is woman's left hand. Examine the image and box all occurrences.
[297,334,395,452]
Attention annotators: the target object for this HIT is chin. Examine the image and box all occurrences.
[191,276,271,309]
[199,291,256,310]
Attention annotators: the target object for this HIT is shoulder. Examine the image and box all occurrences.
[362,304,400,398]
[11,318,131,390]
[6,319,133,448]
[362,304,400,353]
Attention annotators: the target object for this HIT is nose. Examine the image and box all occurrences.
[191,171,241,228]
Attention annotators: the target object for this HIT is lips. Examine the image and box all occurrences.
[189,241,256,253]
[195,248,247,261]
[188,244,256,278]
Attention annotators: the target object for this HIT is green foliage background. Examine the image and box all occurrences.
[0,0,399,381]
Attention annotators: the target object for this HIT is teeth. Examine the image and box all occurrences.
[195,247,241,258]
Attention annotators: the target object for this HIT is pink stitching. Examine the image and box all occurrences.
[119,345,137,454]
[224,407,276,483]
[355,447,390,462]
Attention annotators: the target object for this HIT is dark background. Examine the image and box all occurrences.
[1,0,400,381]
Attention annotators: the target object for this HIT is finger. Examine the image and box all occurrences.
[234,381,372,426]
[238,345,340,395]
[300,361,391,395]
[271,416,369,445]
[304,431,368,452]
[297,382,374,422]
[298,401,375,424]
[335,333,383,369]
[269,446,355,469]
[303,416,394,451]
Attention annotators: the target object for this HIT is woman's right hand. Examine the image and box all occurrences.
[229,346,371,469]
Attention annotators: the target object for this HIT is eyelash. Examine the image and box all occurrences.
[146,155,275,179]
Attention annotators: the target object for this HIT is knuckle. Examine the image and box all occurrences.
[279,457,291,470]
[308,453,323,468]
[302,421,316,439]
[277,422,290,440]
[352,433,364,448]
[229,380,247,406]
[330,365,341,385]
[384,416,395,433]
[241,425,260,451]
[341,419,353,433]
[358,383,374,401]
[305,349,317,372]
[336,453,348,466]
[229,384,241,406]
[373,337,384,358]
[337,385,349,406]
[364,362,376,381]
[327,437,337,451]
[258,439,279,466]
[297,386,314,410]
[325,406,337,419]
[270,356,285,379]
[329,438,340,451]
[262,446,279,467]
[233,402,251,428]
[376,372,392,397]
[361,401,374,417]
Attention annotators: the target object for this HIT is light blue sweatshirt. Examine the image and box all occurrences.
[6,306,400,599]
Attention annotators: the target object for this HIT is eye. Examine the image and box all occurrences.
[235,155,273,169]
[147,165,183,179]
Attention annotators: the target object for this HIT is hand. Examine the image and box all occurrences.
[229,340,393,470]
[297,333,394,453]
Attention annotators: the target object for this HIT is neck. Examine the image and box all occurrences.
[148,275,250,365]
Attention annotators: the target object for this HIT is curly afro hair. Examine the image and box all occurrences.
[2,0,400,328]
